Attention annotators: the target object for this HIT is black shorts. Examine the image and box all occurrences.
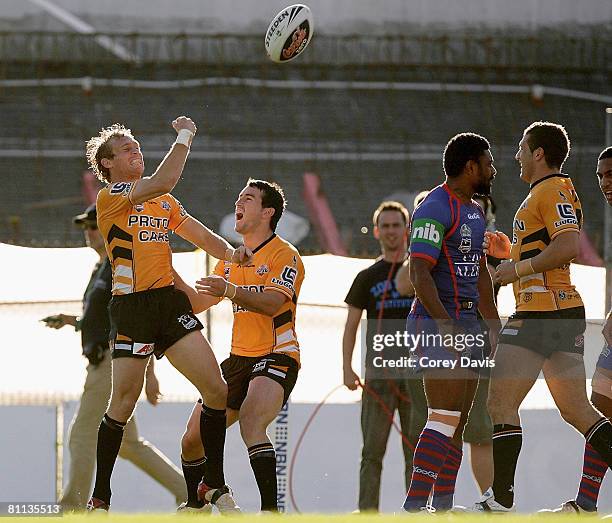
[220,352,299,411]
[498,306,586,358]
[109,285,203,360]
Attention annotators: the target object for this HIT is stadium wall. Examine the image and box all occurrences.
[2,0,611,33]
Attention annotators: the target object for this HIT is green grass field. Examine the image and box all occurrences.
[12,514,609,522]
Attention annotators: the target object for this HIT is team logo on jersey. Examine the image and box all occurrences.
[458,223,472,253]
[177,314,198,330]
[161,200,171,211]
[554,203,578,227]
[256,264,270,276]
[110,182,132,195]
[411,218,443,248]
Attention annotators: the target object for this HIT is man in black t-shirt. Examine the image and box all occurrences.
[342,201,416,512]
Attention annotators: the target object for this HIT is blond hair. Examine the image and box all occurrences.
[86,124,135,182]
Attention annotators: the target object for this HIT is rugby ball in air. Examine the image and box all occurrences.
[265,4,313,63]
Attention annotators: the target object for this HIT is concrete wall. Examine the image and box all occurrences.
[2,0,611,33]
[1,402,610,513]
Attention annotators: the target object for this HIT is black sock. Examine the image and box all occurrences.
[181,456,206,507]
[491,424,522,508]
[585,418,612,469]
[91,414,125,505]
[200,405,226,488]
[248,442,278,511]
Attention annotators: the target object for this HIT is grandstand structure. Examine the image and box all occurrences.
[1,27,610,257]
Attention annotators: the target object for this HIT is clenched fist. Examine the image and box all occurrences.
[172,116,197,135]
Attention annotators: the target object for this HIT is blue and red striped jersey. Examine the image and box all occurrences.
[409,183,486,319]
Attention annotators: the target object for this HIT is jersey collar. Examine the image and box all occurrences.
[252,233,276,254]
[530,173,570,190]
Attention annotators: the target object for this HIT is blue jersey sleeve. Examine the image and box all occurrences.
[409,197,452,266]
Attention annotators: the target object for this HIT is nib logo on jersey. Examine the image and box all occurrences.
[411,219,443,248]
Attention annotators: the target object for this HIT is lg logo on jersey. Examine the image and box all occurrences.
[271,266,297,291]
[554,203,578,227]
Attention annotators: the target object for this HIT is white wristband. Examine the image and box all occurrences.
[175,129,194,147]
[224,281,237,300]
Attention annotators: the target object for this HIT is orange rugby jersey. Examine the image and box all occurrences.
[214,234,304,363]
[97,181,189,295]
[510,174,583,312]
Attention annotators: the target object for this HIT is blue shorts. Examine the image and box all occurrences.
[596,346,612,371]
[406,314,487,373]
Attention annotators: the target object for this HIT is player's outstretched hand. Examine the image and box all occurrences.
[195,275,227,297]
[172,116,197,136]
[41,313,75,329]
[483,230,511,259]
[230,245,253,266]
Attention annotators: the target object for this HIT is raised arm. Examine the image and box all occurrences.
[130,116,196,205]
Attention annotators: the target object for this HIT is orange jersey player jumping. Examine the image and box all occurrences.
[176,179,304,513]
[86,117,248,513]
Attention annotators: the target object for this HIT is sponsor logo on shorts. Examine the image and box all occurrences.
[574,334,584,348]
[252,359,268,373]
[133,343,154,356]
[523,292,532,302]
[411,218,443,248]
[177,314,198,330]
[413,466,438,480]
